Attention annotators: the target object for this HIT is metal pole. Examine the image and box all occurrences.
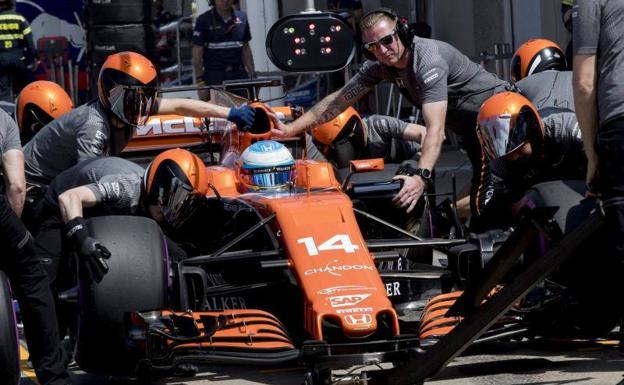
[493,43,503,80]
[50,57,57,83]
[74,63,79,104]
[67,59,75,104]
[304,0,316,12]
[176,20,182,83]
[58,56,66,90]
[502,43,512,81]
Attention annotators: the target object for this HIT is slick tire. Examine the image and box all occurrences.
[76,216,168,375]
[0,271,19,385]
[524,180,619,337]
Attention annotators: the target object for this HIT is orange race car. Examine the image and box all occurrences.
[68,87,461,385]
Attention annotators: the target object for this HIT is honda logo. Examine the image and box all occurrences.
[344,313,373,326]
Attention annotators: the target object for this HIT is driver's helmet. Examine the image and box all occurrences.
[311,106,366,168]
[144,148,208,228]
[15,80,74,143]
[98,51,158,127]
[511,39,567,82]
[476,92,544,161]
[238,140,296,191]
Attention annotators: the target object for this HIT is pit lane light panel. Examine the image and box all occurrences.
[266,13,355,72]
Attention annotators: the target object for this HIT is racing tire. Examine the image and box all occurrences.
[522,180,620,337]
[0,271,20,385]
[76,216,168,375]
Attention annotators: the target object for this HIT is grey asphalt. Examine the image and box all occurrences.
[23,338,622,385]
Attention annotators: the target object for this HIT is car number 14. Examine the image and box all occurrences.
[297,234,360,256]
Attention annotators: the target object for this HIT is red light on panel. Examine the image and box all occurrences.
[325,36,331,42]
[295,48,301,55]
[309,23,316,30]
[294,37,301,44]
[326,47,332,54]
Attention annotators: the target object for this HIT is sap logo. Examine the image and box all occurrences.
[318,285,374,295]
[336,307,373,314]
[136,117,203,136]
[329,294,371,308]
[385,281,401,297]
[343,313,373,326]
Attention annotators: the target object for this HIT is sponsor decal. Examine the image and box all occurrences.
[136,117,203,136]
[329,294,371,308]
[304,260,374,277]
[385,281,401,297]
[336,307,373,314]
[343,313,373,326]
[317,285,375,295]
[205,296,247,311]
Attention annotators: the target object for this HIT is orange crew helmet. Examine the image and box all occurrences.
[16,80,74,143]
[311,106,366,168]
[476,92,544,161]
[144,148,208,229]
[98,51,158,127]
[511,39,567,82]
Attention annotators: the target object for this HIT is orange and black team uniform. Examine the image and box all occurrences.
[0,5,36,101]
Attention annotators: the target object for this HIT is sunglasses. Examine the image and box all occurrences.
[363,31,396,52]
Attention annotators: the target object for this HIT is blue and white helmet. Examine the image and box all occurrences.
[239,140,296,190]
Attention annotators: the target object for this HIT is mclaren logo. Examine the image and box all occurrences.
[329,294,371,308]
[304,260,375,277]
[136,116,203,136]
[343,313,373,326]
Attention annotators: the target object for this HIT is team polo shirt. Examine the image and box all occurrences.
[44,157,144,217]
[573,0,624,125]
[24,100,113,185]
[192,8,251,71]
[0,108,21,171]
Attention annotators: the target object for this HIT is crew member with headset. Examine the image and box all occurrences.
[272,8,510,214]
[0,0,36,102]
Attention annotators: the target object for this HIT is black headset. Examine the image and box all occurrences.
[361,8,412,61]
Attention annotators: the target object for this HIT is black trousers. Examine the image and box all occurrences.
[0,50,27,102]
[596,119,624,277]
[0,194,69,385]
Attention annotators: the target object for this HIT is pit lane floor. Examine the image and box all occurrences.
[19,337,624,385]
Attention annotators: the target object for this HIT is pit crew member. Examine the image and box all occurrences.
[470,92,584,230]
[0,107,71,385]
[306,107,425,168]
[24,51,255,185]
[34,149,208,285]
[272,8,510,213]
[15,80,74,144]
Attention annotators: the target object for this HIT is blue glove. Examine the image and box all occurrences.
[227,105,256,131]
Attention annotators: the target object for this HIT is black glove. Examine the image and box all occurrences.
[66,217,111,282]
[227,104,256,131]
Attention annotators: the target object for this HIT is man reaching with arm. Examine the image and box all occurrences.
[272,9,509,213]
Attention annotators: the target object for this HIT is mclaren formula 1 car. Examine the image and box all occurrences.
[69,91,462,385]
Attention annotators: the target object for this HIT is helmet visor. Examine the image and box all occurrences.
[240,165,295,189]
[108,84,156,127]
[157,176,203,229]
[476,106,540,160]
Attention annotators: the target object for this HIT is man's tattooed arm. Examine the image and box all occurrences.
[288,78,371,135]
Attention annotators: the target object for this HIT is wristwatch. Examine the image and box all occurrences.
[414,168,433,189]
